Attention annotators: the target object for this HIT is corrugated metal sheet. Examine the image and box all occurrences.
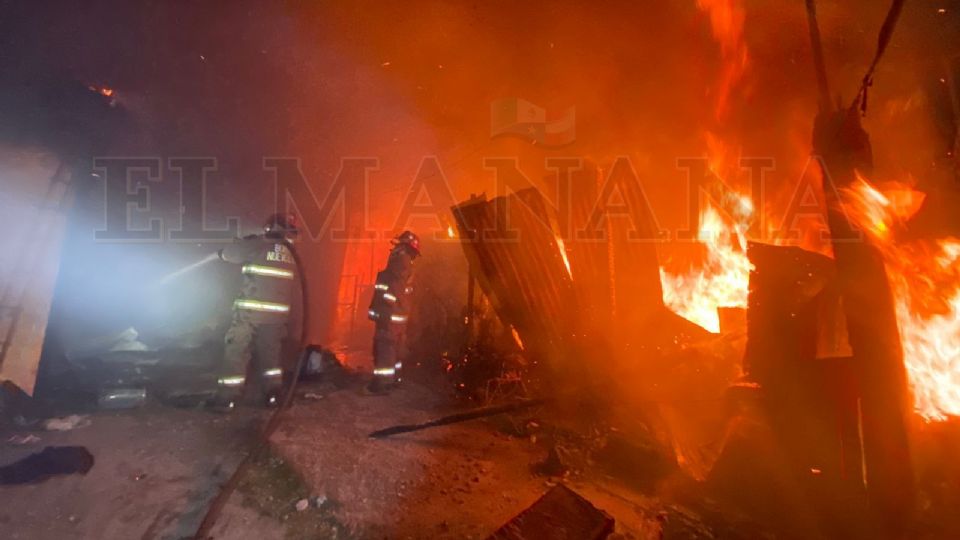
[604,158,663,332]
[451,160,665,370]
[452,188,576,367]
[564,162,613,332]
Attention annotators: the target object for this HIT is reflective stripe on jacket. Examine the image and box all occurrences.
[367,246,414,324]
[221,234,297,322]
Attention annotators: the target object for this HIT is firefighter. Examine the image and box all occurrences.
[214,213,299,408]
[366,230,420,394]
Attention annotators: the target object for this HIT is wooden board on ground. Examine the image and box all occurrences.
[487,484,614,540]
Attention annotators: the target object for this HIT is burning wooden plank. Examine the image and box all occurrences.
[742,242,863,488]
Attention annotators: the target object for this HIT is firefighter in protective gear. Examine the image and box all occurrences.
[215,213,299,407]
[366,230,420,394]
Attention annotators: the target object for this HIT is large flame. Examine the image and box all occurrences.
[661,0,753,334]
[696,0,749,121]
[841,174,926,242]
[661,205,754,333]
[842,176,960,421]
[891,240,960,421]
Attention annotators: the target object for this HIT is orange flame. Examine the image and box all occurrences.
[891,240,960,421]
[841,173,926,242]
[659,1,754,334]
[661,205,754,333]
[697,0,749,121]
[88,85,114,97]
[842,176,959,421]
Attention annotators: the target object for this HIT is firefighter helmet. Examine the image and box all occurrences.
[393,230,421,255]
[264,212,299,236]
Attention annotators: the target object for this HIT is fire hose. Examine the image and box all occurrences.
[193,238,309,539]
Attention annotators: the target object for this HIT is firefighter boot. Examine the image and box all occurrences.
[365,376,392,395]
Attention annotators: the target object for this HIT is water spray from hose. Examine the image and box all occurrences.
[156,252,220,286]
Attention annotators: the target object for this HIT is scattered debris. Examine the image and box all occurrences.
[44,414,92,431]
[532,445,569,477]
[66,327,153,360]
[659,505,717,539]
[595,432,677,494]
[300,346,342,378]
[488,484,614,540]
[303,392,324,401]
[0,446,95,485]
[295,498,310,512]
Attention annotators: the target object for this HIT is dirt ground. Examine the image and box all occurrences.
[0,404,298,540]
[0,376,774,540]
[269,378,758,540]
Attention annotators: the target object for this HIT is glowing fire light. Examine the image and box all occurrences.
[510,326,525,351]
[696,0,749,121]
[554,235,572,277]
[660,205,754,333]
[842,177,960,421]
[891,241,960,421]
[88,85,114,97]
[659,0,753,334]
[841,174,926,242]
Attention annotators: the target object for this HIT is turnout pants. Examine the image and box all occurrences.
[372,320,402,381]
[219,314,286,400]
